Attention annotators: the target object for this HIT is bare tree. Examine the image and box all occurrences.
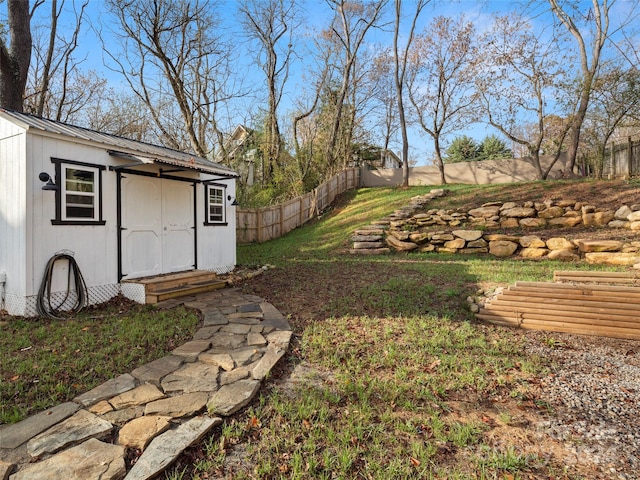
[0,0,43,111]
[476,14,571,180]
[239,0,298,184]
[582,62,640,176]
[547,0,629,173]
[105,0,238,157]
[393,0,428,187]
[407,15,478,185]
[322,0,387,173]
[23,0,95,121]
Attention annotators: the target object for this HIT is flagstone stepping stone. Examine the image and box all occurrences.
[199,352,235,371]
[144,392,209,418]
[124,416,221,480]
[219,366,251,385]
[0,402,79,449]
[27,410,113,457]
[103,406,145,425]
[210,332,245,349]
[74,373,137,407]
[131,356,184,386]
[109,383,166,410]
[171,340,212,361]
[161,363,219,393]
[247,332,267,346]
[252,343,286,380]
[266,330,293,347]
[11,439,125,480]
[207,379,261,416]
[117,416,172,450]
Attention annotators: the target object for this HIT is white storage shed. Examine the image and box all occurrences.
[0,109,239,316]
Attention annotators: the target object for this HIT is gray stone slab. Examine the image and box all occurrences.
[11,439,125,480]
[220,323,252,334]
[207,379,261,416]
[74,373,137,407]
[266,330,293,347]
[202,311,228,326]
[247,332,267,346]
[124,416,221,480]
[131,356,183,386]
[26,409,113,458]
[229,346,264,366]
[0,402,80,450]
[229,317,263,326]
[219,366,251,386]
[143,392,209,418]
[161,363,219,393]
[252,343,287,380]
[192,326,221,340]
[237,303,262,313]
[102,406,145,425]
[260,302,291,330]
[210,332,245,349]
[199,352,235,371]
[171,340,212,361]
[109,383,166,410]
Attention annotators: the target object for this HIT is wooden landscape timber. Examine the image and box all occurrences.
[476,273,640,341]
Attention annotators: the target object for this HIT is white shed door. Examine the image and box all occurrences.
[121,176,195,279]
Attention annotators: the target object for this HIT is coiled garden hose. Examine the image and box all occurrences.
[36,252,89,319]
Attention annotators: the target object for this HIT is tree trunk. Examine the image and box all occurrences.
[433,137,447,185]
[0,0,32,111]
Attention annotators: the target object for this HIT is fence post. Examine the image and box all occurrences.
[629,137,633,179]
[280,203,284,236]
[257,210,262,243]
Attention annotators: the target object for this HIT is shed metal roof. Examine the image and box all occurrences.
[0,108,238,178]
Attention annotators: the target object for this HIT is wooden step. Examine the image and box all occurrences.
[477,313,640,341]
[125,270,220,293]
[554,270,640,285]
[145,279,227,304]
[477,276,640,341]
[485,297,640,316]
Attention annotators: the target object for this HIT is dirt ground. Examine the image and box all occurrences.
[234,179,640,479]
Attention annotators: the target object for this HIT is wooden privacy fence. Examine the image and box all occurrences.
[602,137,640,178]
[236,168,360,244]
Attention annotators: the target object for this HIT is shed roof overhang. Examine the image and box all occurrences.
[108,150,239,179]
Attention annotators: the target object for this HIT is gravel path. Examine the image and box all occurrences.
[526,333,640,479]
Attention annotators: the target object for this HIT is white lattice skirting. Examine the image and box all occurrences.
[3,283,146,317]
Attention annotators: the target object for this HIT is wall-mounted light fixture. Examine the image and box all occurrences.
[39,172,59,191]
[227,194,239,206]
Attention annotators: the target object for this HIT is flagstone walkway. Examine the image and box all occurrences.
[0,288,292,480]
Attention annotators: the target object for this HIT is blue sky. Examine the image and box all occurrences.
[15,1,639,165]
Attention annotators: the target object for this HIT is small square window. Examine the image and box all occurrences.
[205,185,226,225]
[50,159,105,225]
[63,166,98,220]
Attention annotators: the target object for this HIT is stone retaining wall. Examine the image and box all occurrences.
[349,189,640,267]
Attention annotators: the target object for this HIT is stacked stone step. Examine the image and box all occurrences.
[350,225,390,254]
[349,188,447,255]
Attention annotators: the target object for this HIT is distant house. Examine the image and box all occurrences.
[0,109,239,316]
[216,125,257,186]
[350,145,402,169]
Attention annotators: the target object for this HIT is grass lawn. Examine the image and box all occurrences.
[168,180,636,479]
[0,299,199,424]
[2,179,637,479]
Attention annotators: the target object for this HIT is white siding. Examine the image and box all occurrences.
[197,179,236,273]
[25,135,119,300]
[0,119,28,314]
[1,117,237,315]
